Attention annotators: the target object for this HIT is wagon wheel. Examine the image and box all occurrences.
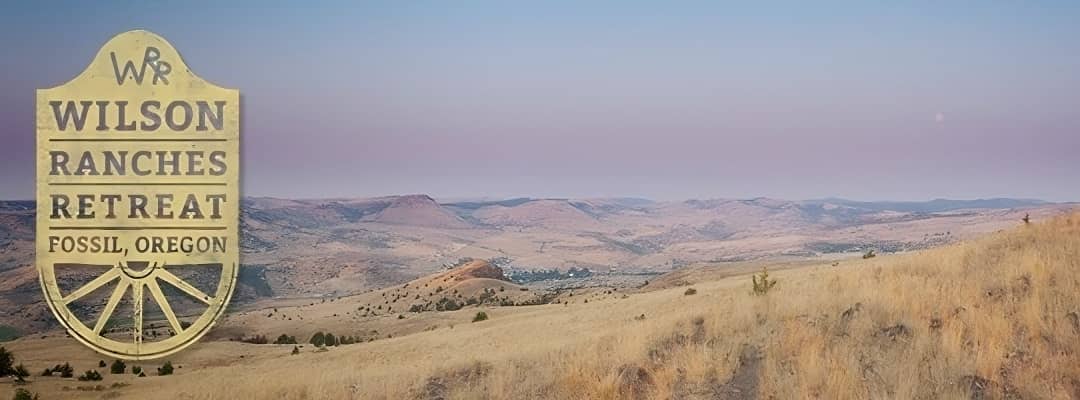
[40,260,238,360]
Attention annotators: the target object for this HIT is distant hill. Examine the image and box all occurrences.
[371,194,471,229]
[804,197,1051,213]
[471,199,602,228]
[212,259,540,342]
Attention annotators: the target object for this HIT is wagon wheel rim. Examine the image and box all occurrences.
[40,260,238,360]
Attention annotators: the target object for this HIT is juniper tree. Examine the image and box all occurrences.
[13,364,29,383]
[157,361,174,376]
[110,359,126,374]
[309,332,326,347]
[472,311,489,322]
[12,388,37,400]
[0,347,14,377]
[752,267,777,295]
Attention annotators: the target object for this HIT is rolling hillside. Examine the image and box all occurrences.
[2,212,1077,399]
[0,196,1071,336]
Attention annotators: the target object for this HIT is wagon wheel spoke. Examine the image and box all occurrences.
[63,268,121,304]
[132,282,144,345]
[93,280,129,335]
[147,278,183,334]
[157,268,212,305]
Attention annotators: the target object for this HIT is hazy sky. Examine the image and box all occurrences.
[2,1,1079,201]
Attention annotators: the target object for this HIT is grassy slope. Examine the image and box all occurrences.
[3,213,1078,399]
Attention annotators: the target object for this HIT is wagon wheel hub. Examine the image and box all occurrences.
[119,261,159,280]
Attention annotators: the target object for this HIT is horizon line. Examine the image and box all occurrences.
[1,194,1068,204]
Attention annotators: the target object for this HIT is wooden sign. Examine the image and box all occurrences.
[36,30,240,360]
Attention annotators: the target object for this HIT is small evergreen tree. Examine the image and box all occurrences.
[157,361,173,376]
[752,267,777,295]
[110,359,126,374]
[325,332,337,347]
[472,311,489,322]
[132,366,142,375]
[98,360,107,368]
[309,332,326,347]
[291,345,300,355]
[13,364,29,383]
[435,297,462,311]
[12,388,38,400]
[274,334,297,344]
[0,347,14,377]
[77,370,102,381]
[58,363,74,378]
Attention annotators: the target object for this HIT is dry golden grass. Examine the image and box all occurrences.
[3,213,1079,399]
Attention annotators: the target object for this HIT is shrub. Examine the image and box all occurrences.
[12,388,38,400]
[309,332,326,347]
[98,360,106,368]
[398,314,405,319]
[862,249,876,259]
[684,288,697,296]
[752,267,777,295]
[274,334,297,344]
[435,297,462,311]
[157,361,173,376]
[43,364,63,376]
[13,364,29,383]
[132,366,142,375]
[291,346,300,355]
[0,347,13,377]
[78,369,103,381]
[472,311,489,322]
[325,333,337,347]
[248,335,269,344]
[110,359,126,374]
[58,363,74,378]
[42,363,74,378]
